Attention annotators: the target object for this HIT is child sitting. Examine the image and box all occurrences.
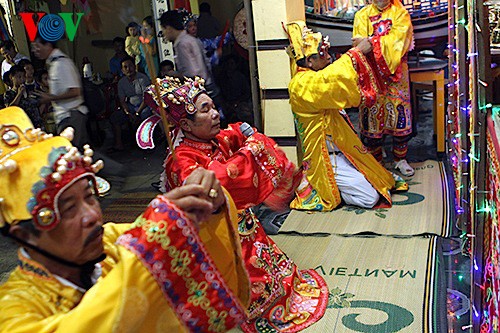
[34,68,55,133]
[4,65,44,129]
[18,59,37,93]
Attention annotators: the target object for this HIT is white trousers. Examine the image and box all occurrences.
[330,152,380,208]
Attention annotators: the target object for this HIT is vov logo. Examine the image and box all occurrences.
[20,12,84,42]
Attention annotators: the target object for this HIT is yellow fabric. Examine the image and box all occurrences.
[197,189,250,306]
[352,0,413,74]
[0,198,250,333]
[0,136,72,226]
[352,0,413,138]
[288,55,395,211]
[0,107,72,226]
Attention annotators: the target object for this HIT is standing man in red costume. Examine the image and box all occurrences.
[353,0,415,176]
[144,76,329,333]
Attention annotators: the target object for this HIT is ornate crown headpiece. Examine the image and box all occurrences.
[144,76,207,126]
[0,107,104,230]
[179,8,198,29]
[284,20,330,65]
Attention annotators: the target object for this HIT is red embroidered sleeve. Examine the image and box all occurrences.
[117,196,247,332]
[346,47,385,108]
[371,35,394,78]
[166,133,298,210]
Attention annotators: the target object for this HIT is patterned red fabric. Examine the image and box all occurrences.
[117,195,247,332]
[371,35,402,82]
[166,123,300,211]
[346,48,385,108]
[165,123,329,332]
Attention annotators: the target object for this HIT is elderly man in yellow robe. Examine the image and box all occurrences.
[352,0,415,176]
[286,21,407,212]
[0,107,249,332]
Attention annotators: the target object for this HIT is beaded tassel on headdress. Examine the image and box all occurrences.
[140,34,176,159]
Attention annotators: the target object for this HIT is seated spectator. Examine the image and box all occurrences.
[159,59,175,78]
[2,69,11,88]
[4,65,44,129]
[109,37,127,79]
[110,56,151,152]
[0,70,10,109]
[118,57,151,119]
[18,59,37,93]
[35,68,49,93]
[35,68,55,133]
[0,40,29,76]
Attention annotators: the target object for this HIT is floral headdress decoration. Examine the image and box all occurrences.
[144,76,207,127]
[179,8,198,29]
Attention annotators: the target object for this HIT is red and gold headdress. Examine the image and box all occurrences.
[0,107,104,230]
[284,20,330,65]
[144,76,207,127]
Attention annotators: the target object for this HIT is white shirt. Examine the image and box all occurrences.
[1,53,29,76]
[46,49,88,123]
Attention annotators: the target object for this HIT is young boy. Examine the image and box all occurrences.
[4,65,44,129]
[159,59,175,78]
[18,59,37,93]
[34,68,55,133]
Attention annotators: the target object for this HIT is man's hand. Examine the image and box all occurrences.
[33,91,52,104]
[355,38,373,55]
[185,168,225,211]
[164,168,225,225]
[351,37,363,47]
[17,84,26,96]
[6,55,15,66]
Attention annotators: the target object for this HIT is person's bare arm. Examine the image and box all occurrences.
[35,87,82,104]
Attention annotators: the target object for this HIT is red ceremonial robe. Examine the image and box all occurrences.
[165,123,329,333]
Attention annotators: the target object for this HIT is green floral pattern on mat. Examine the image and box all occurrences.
[342,190,426,219]
[328,287,355,308]
[343,206,390,219]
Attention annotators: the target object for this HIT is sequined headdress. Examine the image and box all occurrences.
[0,107,104,230]
[284,20,330,65]
[179,8,198,29]
[144,76,207,127]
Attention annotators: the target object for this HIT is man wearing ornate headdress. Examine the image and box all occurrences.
[286,21,405,212]
[353,0,415,176]
[144,76,329,332]
[0,107,250,332]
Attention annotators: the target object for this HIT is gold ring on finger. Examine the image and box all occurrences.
[208,188,218,199]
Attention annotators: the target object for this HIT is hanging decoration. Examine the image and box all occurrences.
[448,0,497,329]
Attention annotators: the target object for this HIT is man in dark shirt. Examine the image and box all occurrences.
[196,2,221,39]
[109,37,127,79]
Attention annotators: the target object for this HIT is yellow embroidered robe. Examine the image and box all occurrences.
[0,195,249,333]
[353,0,414,138]
[288,52,395,212]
